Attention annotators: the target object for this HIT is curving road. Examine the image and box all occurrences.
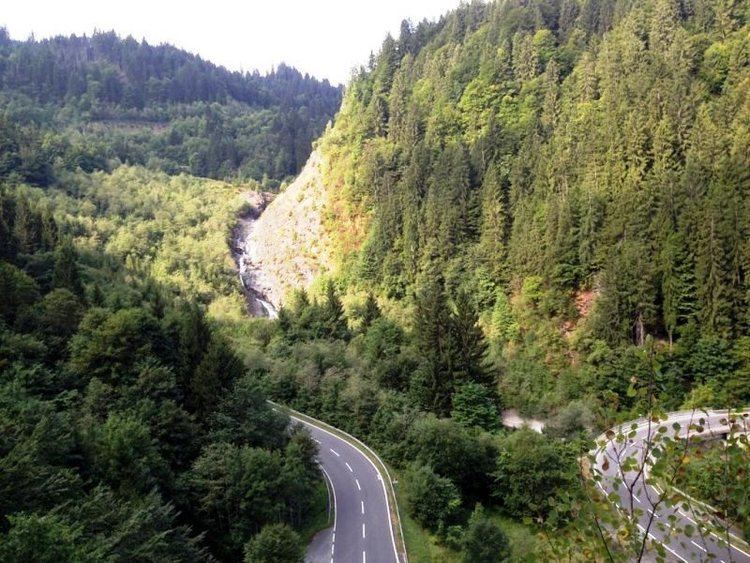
[593,409,750,562]
[287,414,400,563]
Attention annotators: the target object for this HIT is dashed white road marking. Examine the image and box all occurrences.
[330,448,340,457]
[356,479,361,491]
[287,413,400,563]
[637,524,688,563]
[346,462,353,472]
[362,523,366,538]
[313,438,321,444]
[690,540,707,553]
[361,500,365,515]
[363,550,367,563]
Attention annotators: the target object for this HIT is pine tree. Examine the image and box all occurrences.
[52,238,83,296]
[322,282,348,340]
[411,281,455,415]
[39,207,57,251]
[361,292,381,330]
[450,291,493,388]
[479,163,510,281]
[660,232,696,347]
[13,197,42,254]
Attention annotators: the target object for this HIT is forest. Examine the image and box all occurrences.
[320,0,750,419]
[278,0,749,558]
[1,0,750,561]
[0,178,329,561]
[0,29,342,186]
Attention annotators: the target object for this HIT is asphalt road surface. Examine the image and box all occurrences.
[593,409,750,562]
[290,414,399,563]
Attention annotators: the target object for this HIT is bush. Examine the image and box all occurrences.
[244,523,303,563]
[405,464,462,531]
[462,504,510,563]
[493,429,578,519]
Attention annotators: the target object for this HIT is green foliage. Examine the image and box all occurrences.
[69,307,164,384]
[671,439,750,539]
[209,375,289,449]
[0,187,319,561]
[451,382,500,431]
[244,523,304,563]
[189,336,246,419]
[318,0,750,420]
[406,415,497,501]
[0,261,39,324]
[410,282,495,416]
[51,238,83,296]
[0,512,95,563]
[186,441,317,559]
[461,504,510,563]
[405,463,462,531]
[81,412,168,496]
[276,287,351,342]
[0,31,341,185]
[493,429,578,519]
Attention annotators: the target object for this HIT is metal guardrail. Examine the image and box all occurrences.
[589,407,750,551]
[269,401,409,563]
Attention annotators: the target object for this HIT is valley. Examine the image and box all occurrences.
[2,1,750,562]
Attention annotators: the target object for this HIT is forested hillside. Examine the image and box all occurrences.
[2,1,750,561]
[318,0,750,416]
[0,29,335,560]
[0,29,341,186]
[0,178,327,560]
[236,1,750,558]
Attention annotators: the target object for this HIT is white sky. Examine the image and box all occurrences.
[1,0,465,85]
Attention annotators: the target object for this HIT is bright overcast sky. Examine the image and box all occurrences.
[1,0,465,85]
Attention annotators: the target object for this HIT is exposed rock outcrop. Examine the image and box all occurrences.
[240,150,333,309]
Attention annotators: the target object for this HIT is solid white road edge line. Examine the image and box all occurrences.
[637,523,688,563]
[288,413,401,562]
[320,465,337,536]
[690,540,707,553]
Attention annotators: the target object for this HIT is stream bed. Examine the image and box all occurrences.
[231,195,278,318]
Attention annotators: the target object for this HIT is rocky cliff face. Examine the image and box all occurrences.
[240,149,333,309]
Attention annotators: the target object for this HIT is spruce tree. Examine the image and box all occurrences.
[52,238,83,296]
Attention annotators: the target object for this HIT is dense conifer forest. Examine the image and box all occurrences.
[319,0,750,416]
[252,0,750,558]
[0,29,342,186]
[0,30,337,562]
[1,1,750,561]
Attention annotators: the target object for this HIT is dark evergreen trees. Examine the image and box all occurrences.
[0,30,342,185]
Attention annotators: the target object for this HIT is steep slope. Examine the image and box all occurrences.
[317,0,750,412]
[241,149,334,308]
